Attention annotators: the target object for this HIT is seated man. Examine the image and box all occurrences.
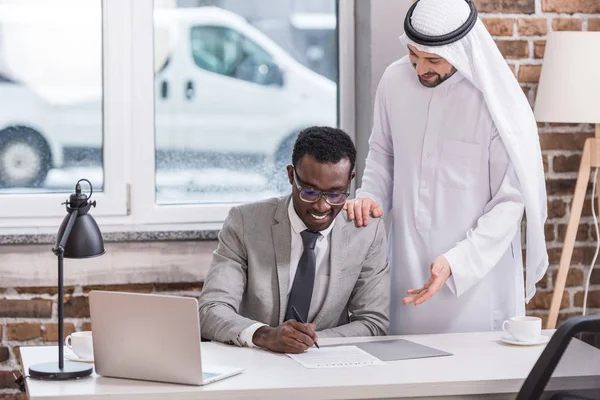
[199,126,390,354]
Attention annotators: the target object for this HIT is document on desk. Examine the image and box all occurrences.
[287,345,384,369]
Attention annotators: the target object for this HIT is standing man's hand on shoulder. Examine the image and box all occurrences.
[252,320,318,354]
[403,256,452,306]
[344,197,384,227]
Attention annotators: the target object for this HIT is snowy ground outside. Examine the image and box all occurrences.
[0,166,286,205]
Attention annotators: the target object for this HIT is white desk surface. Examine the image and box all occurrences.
[20,330,600,400]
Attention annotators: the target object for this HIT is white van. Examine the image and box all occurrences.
[0,7,337,188]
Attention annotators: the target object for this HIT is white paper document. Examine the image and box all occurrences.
[287,345,384,369]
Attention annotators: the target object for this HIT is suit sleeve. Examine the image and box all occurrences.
[318,219,390,337]
[198,206,262,346]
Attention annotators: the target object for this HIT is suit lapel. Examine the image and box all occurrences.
[272,197,292,325]
[313,214,349,326]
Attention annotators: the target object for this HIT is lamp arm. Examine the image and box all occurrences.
[53,208,79,253]
[52,208,78,370]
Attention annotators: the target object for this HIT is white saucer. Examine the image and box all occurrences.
[500,335,550,346]
[64,351,94,363]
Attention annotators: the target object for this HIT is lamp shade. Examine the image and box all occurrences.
[534,31,600,124]
[56,212,105,258]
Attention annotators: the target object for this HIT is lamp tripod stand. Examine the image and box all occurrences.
[548,124,600,329]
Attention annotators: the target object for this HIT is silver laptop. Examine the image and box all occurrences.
[89,290,243,386]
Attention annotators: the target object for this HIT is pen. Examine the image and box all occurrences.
[290,305,320,349]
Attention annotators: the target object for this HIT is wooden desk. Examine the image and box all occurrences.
[20,331,600,400]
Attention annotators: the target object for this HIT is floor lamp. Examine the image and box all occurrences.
[534,32,600,329]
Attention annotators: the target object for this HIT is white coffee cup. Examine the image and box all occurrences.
[65,331,94,359]
[502,316,541,342]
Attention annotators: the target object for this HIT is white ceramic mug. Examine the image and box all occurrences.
[502,316,541,342]
[65,331,94,359]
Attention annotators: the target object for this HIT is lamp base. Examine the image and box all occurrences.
[29,361,93,380]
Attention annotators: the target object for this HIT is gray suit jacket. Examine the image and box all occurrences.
[198,196,390,346]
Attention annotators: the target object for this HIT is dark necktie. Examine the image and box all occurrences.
[285,230,320,322]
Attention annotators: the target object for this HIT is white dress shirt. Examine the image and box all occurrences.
[238,200,335,347]
[357,58,525,335]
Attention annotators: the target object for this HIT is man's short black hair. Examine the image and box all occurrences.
[292,126,356,176]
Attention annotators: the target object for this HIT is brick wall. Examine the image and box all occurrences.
[0,282,202,398]
[475,0,600,325]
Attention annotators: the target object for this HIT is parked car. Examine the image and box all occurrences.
[0,7,337,188]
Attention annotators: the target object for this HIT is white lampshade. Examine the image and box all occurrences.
[534,31,600,124]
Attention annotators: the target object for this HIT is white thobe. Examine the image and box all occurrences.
[357,57,526,335]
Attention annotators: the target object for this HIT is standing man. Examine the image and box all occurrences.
[346,0,548,334]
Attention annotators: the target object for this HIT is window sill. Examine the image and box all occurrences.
[0,232,219,288]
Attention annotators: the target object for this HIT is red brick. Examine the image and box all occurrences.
[81,322,92,332]
[15,286,75,296]
[0,393,26,400]
[553,154,581,173]
[82,284,154,294]
[7,323,41,341]
[557,223,589,242]
[534,40,546,59]
[518,65,542,83]
[64,296,90,318]
[591,268,600,285]
[552,18,582,31]
[475,0,535,13]
[589,19,600,32]
[495,40,529,59]
[582,196,600,217]
[0,299,52,318]
[0,347,10,363]
[521,84,530,99]
[154,282,203,292]
[41,323,76,342]
[518,19,548,36]
[0,371,20,389]
[574,290,600,307]
[542,0,600,13]
[548,246,600,266]
[552,267,584,287]
[540,132,592,151]
[508,63,517,77]
[545,223,555,242]
[12,347,21,364]
[526,290,569,310]
[483,18,514,36]
[546,179,578,196]
[548,199,567,219]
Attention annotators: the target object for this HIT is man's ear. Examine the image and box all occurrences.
[351,171,356,181]
[286,165,294,185]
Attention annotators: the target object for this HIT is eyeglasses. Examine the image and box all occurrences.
[293,169,350,206]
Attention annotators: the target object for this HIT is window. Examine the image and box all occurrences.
[0,0,127,226]
[141,0,341,224]
[0,0,351,230]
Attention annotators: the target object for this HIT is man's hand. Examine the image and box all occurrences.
[344,197,384,227]
[252,320,318,354]
[403,256,452,306]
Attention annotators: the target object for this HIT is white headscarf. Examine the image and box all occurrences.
[400,0,548,302]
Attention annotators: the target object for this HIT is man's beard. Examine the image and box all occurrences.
[414,66,457,88]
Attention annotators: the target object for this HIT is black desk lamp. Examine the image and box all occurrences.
[29,179,105,380]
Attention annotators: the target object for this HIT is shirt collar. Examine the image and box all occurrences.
[287,198,335,238]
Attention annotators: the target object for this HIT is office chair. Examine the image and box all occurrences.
[516,314,600,400]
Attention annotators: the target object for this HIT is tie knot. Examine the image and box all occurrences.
[301,230,320,250]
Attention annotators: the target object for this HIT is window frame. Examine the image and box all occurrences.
[129,0,353,227]
[0,0,130,228]
[0,0,355,232]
